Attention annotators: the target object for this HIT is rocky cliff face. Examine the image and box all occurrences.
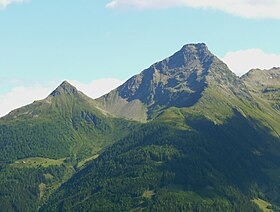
[96,43,253,121]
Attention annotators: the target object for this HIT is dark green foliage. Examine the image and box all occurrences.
[0,113,132,163]
[0,81,136,211]
[0,120,73,162]
[0,164,69,212]
[43,111,280,211]
[0,82,135,163]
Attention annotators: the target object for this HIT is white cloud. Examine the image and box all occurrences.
[0,83,55,117]
[0,78,124,117]
[0,0,28,8]
[222,49,280,76]
[69,78,124,99]
[106,0,280,19]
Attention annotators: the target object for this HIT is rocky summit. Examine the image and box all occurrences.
[49,81,78,97]
[96,43,253,121]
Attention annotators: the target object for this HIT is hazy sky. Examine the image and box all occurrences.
[1,0,280,116]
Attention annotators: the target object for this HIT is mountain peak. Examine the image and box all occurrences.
[50,81,78,97]
[179,43,211,57]
[152,43,214,72]
[97,42,253,121]
[181,43,208,51]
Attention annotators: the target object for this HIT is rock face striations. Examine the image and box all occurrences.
[96,43,253,121]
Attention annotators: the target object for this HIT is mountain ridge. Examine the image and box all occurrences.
[95,43,256,122]
[0,80,134,162]
[2,45,280,120]
[42,45,280,210]
[1,43,280,211]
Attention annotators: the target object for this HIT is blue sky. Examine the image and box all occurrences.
[1,0,280,116]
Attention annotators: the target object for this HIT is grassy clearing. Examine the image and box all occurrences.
[39,183,47,199]
[252,198,273,212]
[38,164,76,208]
[77,154,99,169]
[11,157,65,168]
[142,190,155,199]
[43,173,54,180]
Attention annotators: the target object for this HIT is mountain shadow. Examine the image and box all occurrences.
[42,110,280,211]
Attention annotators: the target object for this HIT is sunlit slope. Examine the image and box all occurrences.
[0,81,134,163]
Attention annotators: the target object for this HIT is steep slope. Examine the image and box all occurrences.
[240,68,280,137]
[44,44,280,211]
[0,81,136,211]
[242,67,280,111]
[43,112,280,211]
[97,44,280,136]
[2,44,280,211]
[0,81,133,162]
[96,43,253,122]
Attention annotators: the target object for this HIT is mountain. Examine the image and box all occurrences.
[42,44,280,211]
[0,81,136,211]
[240,68,280,137]
[96,43,253,122]
[242,67,280,111]
[0,81,134,162]
[96,43,280,135]
[1,43,280,211]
